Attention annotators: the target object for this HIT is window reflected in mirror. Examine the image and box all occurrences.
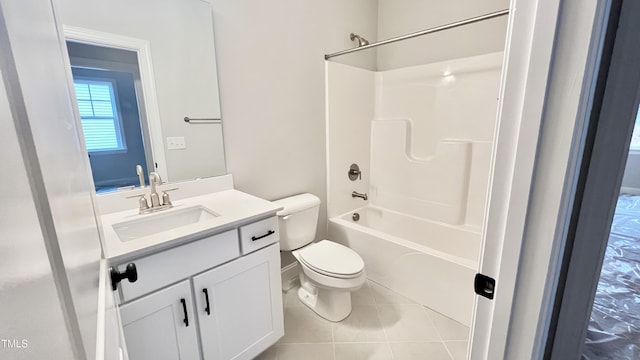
[68,42,153,192]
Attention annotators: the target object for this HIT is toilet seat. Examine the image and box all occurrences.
[295,240,364,279]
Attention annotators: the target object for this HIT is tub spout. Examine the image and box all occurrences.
[352,191,368,201]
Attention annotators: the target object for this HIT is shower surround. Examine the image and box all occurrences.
[326,52,502,325]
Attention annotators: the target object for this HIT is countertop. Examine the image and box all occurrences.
[101,189,282,263]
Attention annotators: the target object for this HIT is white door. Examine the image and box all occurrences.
[0,0,115,359]
[470,0,612,359]
[543,0,640,357]
[193,244,284,360]
[119,281,200,360]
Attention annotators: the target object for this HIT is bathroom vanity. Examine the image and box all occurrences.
[99,176,284,360]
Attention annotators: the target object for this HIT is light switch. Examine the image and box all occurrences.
[166,137,186,150]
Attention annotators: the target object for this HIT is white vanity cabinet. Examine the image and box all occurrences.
[111,216,284,360]
[194,243,283,360]
[120,281,200,360]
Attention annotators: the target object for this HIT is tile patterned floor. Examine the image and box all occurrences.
[255,280,469,360]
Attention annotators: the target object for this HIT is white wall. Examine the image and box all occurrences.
[327,54,502,228]
[376,0,509,70]
[374,53,502,227]
[370,121,473,224]
[211,0,379,244]
[326,62,375,218]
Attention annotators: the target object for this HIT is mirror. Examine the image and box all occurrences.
[58,0,226,192]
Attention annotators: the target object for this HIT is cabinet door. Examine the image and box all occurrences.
[119,281,200,360]
[193,243,284,360]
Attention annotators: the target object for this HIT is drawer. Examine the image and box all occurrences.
[239,216,279,254]
[118,229,239,302]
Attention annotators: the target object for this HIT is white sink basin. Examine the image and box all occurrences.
[113,206,219,242]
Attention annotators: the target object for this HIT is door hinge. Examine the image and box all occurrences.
[474,273,495,300]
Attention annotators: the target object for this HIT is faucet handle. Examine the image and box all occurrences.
[161,188,178,206]
[126,194,150,212]
[139,196,150,211]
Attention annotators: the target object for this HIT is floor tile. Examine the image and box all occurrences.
[279,306,333,343]
[426,308,470,341]
[369,281,415,304]
[334,343,393,360]
[276,284,469,360]
[277,343,335,360]
[445,341,469,360]
[389,342,452,360]
[351,281,376,306]
[333,305,385,342]
[284,287,304,307]
[253,344,277,360]
[376,304,441,341]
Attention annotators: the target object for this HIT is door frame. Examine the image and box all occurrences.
[470,0,613,358]
[63,26,168,181]
[548,0,640,357]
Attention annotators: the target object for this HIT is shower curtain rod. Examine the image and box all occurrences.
[324,8,510,60]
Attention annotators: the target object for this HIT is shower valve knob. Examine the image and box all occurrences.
[348,163,362,181]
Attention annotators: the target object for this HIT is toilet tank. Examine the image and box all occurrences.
[272,193,321,251]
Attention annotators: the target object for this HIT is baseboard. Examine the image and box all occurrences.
[620,186,640,195]
[281,262,299,292]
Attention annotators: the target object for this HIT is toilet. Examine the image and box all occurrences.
[273,193,366,322]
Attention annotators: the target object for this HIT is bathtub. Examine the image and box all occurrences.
[328,205,481,326]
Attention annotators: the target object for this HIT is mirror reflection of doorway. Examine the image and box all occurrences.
[67,41,154,192]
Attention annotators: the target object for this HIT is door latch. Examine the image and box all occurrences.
[474,273,495,300]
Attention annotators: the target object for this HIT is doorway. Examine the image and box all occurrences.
[545,0,640,358]
[67,41,154,192]
[72,67,149,192]
[584,187,640,358]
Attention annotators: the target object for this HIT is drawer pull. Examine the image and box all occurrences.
[203,288,211,316]
[251,230,275,241]
[180,298,189,327]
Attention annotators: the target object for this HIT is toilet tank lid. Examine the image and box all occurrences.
[272,193,321,216]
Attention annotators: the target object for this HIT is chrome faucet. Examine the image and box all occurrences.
[149,172,162,207]
[127,172,176,214]
[135,165,145,188]
[352,191,368,200]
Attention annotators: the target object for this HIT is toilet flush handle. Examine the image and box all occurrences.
[281,215,290,221]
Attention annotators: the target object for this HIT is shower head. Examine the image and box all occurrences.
[350,33,370,47]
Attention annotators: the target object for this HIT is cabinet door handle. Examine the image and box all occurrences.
[202,288,211,316]
[180,298,189,327]
[251,230,275,241]
[109,263,138,291]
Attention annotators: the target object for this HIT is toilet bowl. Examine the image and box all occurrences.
[273,193,366,322]
[293,240,366,321]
